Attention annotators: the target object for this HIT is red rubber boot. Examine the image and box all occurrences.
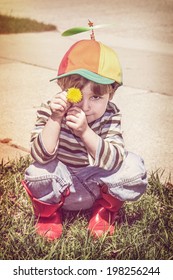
[21,180,69,240]
[88,185,124,237]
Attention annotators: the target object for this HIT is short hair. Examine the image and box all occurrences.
[57,74,120,98]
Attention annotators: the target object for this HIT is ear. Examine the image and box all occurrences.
[109,93,114,100]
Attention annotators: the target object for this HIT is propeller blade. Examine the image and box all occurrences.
[62,27,91,36]
[61,24,114,36]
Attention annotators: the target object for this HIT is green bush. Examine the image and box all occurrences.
[0,14,57,34]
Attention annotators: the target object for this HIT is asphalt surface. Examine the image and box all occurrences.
[0,0,173,181]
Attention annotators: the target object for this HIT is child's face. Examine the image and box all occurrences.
[74,82,111,123]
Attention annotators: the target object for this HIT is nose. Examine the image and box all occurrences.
[78,99,90,112]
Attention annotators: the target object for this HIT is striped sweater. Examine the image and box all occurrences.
[30,101,125,170]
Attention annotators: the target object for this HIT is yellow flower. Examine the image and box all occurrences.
[67,88,83,103]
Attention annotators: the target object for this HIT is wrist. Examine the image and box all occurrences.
[80,126,92,140]
[50,113,63,122]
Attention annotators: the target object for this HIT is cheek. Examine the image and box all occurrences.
[93,102,107,115]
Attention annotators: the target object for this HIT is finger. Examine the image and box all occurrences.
[66,120,77,130]
[66,115,78,123]
[55,104,65,111]
[55,91,67,98]
[51,105,65,113]
[67,106,82,113]
[53,97,67,106]
[51,97,67,110]
[66,108,82,116]
[66,111,79,118]
[54,92,67,103]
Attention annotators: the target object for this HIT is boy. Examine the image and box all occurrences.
[22,39,147,240]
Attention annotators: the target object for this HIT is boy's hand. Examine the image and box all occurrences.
[49,92,71,119]
[66,106,89,137]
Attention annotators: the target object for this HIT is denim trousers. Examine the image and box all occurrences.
[24,151,147,211]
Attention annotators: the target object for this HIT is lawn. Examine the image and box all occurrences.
[0,156,172,260]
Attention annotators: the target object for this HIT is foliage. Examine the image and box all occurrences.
[0,14,57,34]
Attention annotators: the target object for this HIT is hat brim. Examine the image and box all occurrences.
[50,69,116,85]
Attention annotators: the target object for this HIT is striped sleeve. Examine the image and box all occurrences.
[89,106,125,170]
[30,102,59,164]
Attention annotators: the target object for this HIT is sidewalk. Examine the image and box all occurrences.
[0,32,173,181]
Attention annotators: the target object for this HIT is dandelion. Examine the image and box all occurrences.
[67,88,83,103]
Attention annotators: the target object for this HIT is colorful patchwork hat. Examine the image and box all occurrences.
[50,39,122,85]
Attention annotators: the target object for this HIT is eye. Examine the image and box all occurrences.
[90,95,101,100]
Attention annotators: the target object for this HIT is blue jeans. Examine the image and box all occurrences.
[24,152,147,211]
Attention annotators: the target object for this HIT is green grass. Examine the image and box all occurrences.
[0,156,172,260]
[0,14,57,34]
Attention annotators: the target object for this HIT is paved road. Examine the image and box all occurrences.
[1,0,173,95]
[0,0,173,181]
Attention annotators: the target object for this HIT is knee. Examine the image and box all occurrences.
[25,160,59,177]
[123,151,147,177]
[106,152,148,201]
